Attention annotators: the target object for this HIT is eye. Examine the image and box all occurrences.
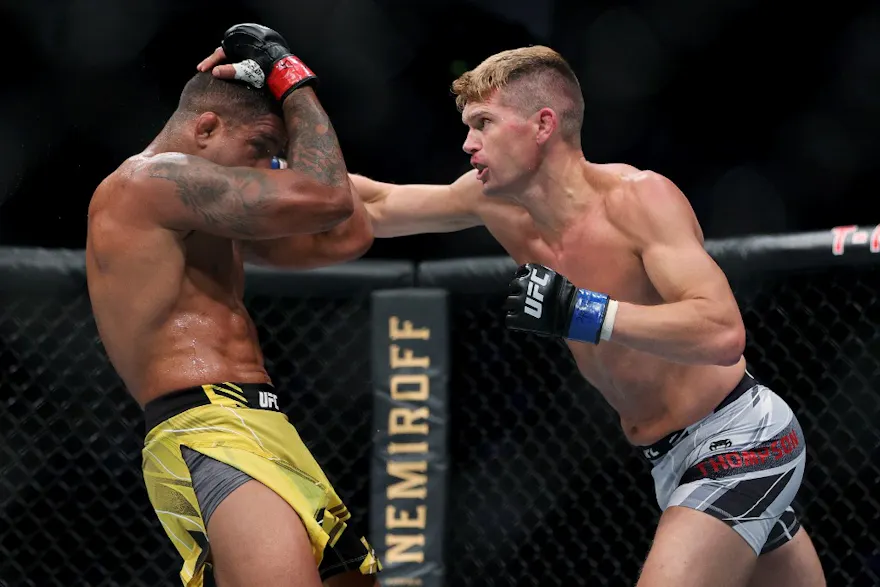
[249,140,272,157]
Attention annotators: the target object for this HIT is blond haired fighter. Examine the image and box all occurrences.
[201,42,828,587]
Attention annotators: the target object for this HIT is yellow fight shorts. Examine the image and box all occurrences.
[141,382,381,586]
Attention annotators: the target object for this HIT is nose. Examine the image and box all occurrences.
[462,130,480,155]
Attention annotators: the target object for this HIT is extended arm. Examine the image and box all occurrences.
[350,170,484,237]
[505,174,745,366]
[242,178,374,268]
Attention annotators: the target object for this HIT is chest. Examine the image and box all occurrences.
[482,205,659,304]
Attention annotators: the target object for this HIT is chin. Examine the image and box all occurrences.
[481,179,514,198]
[480,185,501,197]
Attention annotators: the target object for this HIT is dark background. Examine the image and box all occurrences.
[0,0,877,258]
[1,2,879,584]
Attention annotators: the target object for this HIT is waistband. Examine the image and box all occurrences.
[640,372,757,462]
[143,382,282,435]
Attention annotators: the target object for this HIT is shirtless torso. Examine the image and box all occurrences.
[87,173,267,407]
[87,150,372,408]
[354,162,746,446]
[479,164,745,444]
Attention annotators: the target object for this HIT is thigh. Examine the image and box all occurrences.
[749,526,826,587]
[208,478,324,587]
[188,442,379,586]
[637,506,757,587]
[664,390,808,556]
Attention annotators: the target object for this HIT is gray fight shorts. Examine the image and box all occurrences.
[640,372,805,555]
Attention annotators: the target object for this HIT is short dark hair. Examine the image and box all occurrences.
[175,72,282,125]
[452,46,584,145]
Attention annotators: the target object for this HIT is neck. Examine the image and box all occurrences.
[143,117,192,157]
[508,145,596,238]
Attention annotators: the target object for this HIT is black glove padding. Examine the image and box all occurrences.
[504,263,577,338]
[221,23,317,101]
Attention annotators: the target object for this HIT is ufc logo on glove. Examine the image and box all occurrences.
[524,267,550,318]
[505,263,619,344]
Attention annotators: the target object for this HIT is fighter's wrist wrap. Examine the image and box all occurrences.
[268,55,317,102]
[566,289,617,344]
[221,24,318,102]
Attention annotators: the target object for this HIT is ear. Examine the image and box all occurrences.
[534,108,558,146]
[193,112,221,148]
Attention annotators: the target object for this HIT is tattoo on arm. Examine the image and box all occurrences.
[148,159,274,237]
[282,90,347,187]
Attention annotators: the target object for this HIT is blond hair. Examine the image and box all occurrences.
[451,46,584,143]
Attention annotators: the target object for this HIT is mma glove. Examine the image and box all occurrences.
[504,263,619,344]
[221,23,317,102]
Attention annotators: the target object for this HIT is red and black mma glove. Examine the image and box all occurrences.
[221,23,317,102]
[504,263,620,344]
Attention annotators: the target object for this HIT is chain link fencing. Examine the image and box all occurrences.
[0,277,376,587]
[444,264,880,587]
[1,249,878,586]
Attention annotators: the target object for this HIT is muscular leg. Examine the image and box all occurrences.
[637,506,757,587]
[324,571,381,587]
[207,479,324,587]
[748,527,826,587]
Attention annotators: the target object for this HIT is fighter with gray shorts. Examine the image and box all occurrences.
[641,372,805,555]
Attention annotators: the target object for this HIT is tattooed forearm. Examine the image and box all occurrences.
[282,89,348,188]
[148,159,274,237]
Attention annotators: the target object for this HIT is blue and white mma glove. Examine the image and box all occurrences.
[504,263,619,344]
[271,156,288,170]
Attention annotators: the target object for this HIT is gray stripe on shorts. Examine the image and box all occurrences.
[181,446,254,525]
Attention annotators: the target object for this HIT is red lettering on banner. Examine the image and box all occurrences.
[831,225,857,256]
[695,431,803,479]
[781,436,792,454]
[871,225,880,253]
[771,440,784,460]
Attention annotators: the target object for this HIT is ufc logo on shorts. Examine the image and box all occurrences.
[524,268,550,319]
[259,391,279,410]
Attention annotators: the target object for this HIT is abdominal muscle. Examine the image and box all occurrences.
[567,341,746,445]
[132,305,272,407]
[481,203,745,447]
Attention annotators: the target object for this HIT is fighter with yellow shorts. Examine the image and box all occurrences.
[142,383,380,586]
[86,21,380,586]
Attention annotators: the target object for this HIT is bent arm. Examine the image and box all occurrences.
[607,175,745,365]
[350,170,483,237]
[134,152,352,240]
[242,180,374,268]
[133,87,355,241]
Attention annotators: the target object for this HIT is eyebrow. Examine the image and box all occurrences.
[257,132,284,151]
[462,109,491,125]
